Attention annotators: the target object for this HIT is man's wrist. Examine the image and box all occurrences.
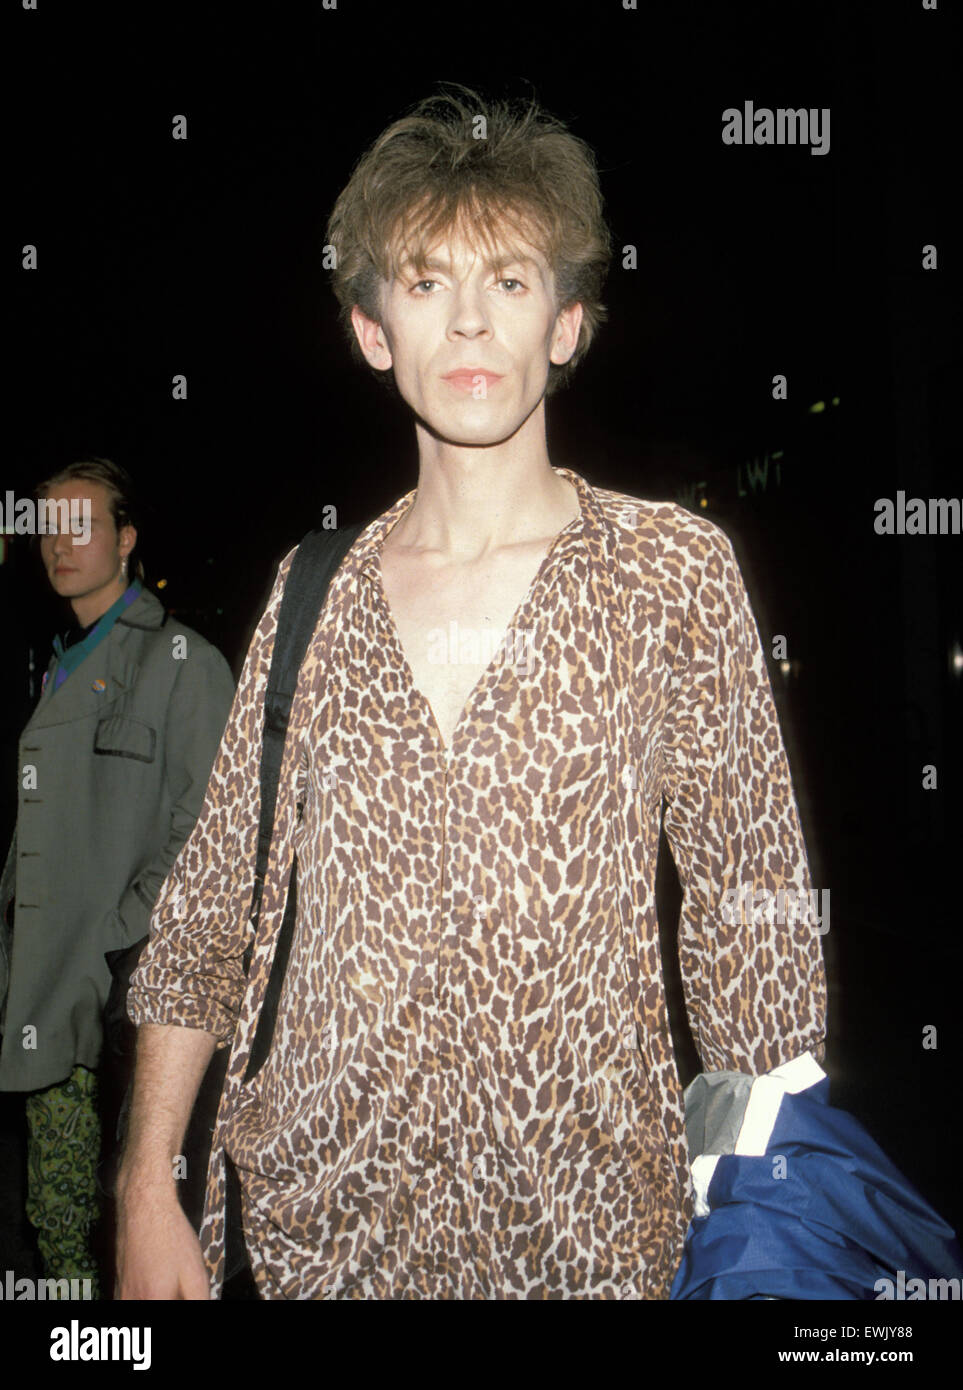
[116,1152,181,1207]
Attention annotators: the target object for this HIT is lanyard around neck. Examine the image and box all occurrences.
[48,581,143,694]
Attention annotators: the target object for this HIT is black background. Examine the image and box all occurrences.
[2,0,960,1299]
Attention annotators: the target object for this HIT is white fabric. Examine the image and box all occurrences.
[734,1051,825,1156]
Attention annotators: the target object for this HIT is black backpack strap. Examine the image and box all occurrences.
[239,521,364,1093]
[249,522,365,924]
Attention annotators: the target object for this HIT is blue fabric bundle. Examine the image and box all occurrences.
[670,1055,963,1300]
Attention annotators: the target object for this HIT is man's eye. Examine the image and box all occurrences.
[412,279,437,294]
[499,279,525,293]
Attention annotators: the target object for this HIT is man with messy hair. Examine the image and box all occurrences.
[117,85,826,1300]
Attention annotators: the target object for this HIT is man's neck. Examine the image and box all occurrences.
[70,577,130,630]
[396,402,577,561]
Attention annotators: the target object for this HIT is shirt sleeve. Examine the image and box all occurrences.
[127,547,298,1047]
[659,521,827,1076]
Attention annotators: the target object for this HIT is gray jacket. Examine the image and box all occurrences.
[0,585,235,1090]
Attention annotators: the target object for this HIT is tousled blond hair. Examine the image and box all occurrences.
[325,84,612,396]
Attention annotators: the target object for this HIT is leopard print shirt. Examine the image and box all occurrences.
[128,466,827,1299]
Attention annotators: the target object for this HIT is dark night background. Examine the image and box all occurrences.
[2,0,959,1291]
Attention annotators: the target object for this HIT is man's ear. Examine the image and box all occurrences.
[118,524,137,560]
[350,303,393,371]
[549,301,584,367]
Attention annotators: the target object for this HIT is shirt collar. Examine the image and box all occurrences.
[353,466,602,585]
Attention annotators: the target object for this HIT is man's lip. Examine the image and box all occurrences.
[441,369,504,392]
[54,566,75,574]
[442,369,504,381]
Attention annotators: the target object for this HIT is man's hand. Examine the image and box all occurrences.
[115,1177,211,1300]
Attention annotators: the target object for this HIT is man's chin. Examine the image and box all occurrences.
[48,575,82,599]
[414,407,528,450]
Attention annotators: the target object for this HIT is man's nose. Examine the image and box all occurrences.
[447,284,492,337]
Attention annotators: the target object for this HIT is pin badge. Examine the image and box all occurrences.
[92,678,107,693]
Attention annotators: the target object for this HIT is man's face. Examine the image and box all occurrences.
[351,223,582,447]
[39,479,134,605]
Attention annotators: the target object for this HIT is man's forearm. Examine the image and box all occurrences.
[117,1021,219,1201]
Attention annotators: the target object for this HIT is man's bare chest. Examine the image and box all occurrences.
[379,540,555,749]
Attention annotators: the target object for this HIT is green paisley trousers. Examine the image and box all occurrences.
[24,1064,101,1296]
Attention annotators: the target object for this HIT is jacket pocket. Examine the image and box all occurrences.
[94,715,156,763]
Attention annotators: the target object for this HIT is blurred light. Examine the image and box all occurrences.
[156,578,167,589]
[780,660,791,676]
[808,401,826,414]
[951,641,963,677]
[771,450,784,459]
[699,496,708,508]
[831,396,840,406]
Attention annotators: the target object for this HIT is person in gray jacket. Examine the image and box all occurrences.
[0,457,235,1296]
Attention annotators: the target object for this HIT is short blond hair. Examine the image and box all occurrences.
[35,456,145,582]
[325,84,612,396]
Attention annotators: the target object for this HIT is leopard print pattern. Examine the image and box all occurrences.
[128,466,827,1299]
